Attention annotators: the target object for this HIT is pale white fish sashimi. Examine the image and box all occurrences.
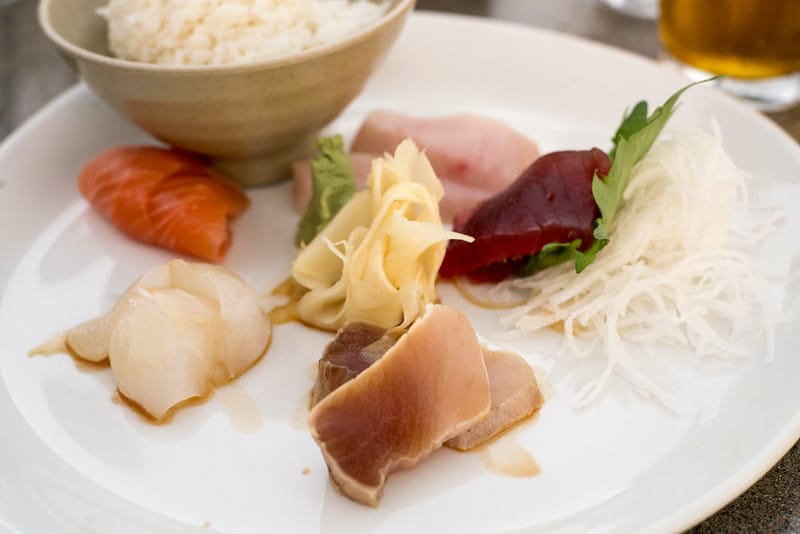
[66,259,271,420]
[291,110,540,222]
[352,110,540,190]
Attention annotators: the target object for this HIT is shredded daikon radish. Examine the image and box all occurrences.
[496,126,776,407]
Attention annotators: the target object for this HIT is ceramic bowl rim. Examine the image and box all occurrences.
[38,0,415,75]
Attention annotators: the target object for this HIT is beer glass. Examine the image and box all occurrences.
[660,0,800,110]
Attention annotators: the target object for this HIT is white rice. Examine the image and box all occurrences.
[99,0,391,66]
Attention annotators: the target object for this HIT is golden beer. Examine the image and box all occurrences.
[659,0,800,79]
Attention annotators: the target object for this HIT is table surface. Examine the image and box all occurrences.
[2,0,799,532]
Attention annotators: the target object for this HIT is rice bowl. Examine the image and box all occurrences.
[38,0,414,185]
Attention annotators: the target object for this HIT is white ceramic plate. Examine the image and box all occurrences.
[2,13,800,534]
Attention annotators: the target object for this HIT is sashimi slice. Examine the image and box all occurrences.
[292,111,539,222]
[310,321,388,406]
[439,149,612,282]
[311,322,544,453]
[79,146,249,261]
[352,110,539,191]
[446,347,544,451]
[147,174,245,263]
[65,260,271,421]
[308,305,491,506]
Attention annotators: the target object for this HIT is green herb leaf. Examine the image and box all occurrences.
[574,238,605,273]
[512,79,714,278]
[518,240,582,276]
[608,100,648,162]
[578,78,713,269]
[295,135,356,247]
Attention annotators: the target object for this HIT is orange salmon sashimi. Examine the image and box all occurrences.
[79,146,249,262]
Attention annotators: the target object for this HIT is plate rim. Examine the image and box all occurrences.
[2,11,800,534]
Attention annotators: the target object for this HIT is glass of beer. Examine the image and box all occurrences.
[659,0,800,110]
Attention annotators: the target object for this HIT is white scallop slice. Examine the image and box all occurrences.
[65,260,271,420]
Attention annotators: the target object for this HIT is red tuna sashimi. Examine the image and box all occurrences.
[439,149,611,282]
[79,146,249,262]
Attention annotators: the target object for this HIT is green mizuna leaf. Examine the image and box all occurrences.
[575,239,604,273]
[295,135,356,247]
[577,79,713,269]
[519,240,582,276]
[608,100,648,162]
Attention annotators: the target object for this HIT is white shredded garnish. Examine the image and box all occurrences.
[494,126,778,408]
